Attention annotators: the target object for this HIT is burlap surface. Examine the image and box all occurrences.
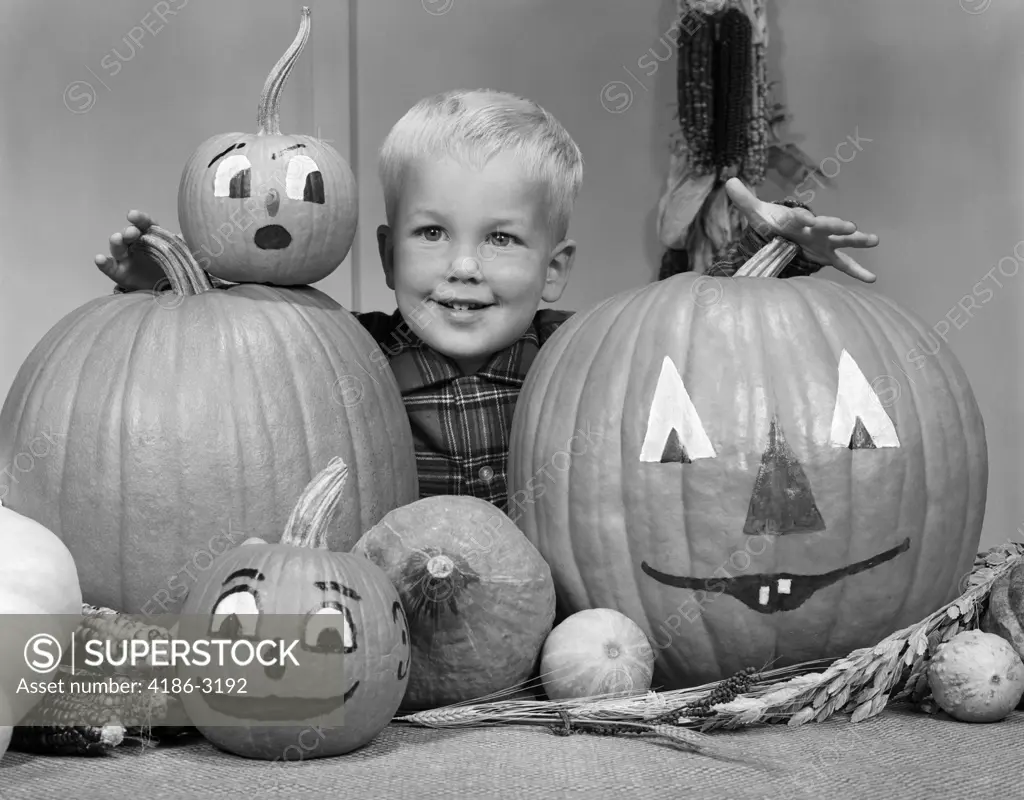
[1,705,1019,799]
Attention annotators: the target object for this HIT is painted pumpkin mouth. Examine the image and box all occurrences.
[254,224,293,250]
[640,538,911,614]
[200,681,359,720]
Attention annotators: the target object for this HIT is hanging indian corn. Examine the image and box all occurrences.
[656,0,826,279]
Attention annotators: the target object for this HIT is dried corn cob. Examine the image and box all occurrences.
[17,668,169,727]
[715,8,752,171]
[8,607,188,756]
[10,680,147,756]
[676,2,759,176]
[677,11,715,173]
[10,723,125,756]
[662,0,824,279]
[745,39,770,182]
[77,603,173,675]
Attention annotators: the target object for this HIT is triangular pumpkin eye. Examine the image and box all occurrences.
[829,350,900,448]
[640,356,716,463]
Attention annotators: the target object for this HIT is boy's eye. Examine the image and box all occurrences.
[416,226,446,242]
[487,231,517,248]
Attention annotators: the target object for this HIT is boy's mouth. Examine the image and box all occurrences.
[433,299,494,312]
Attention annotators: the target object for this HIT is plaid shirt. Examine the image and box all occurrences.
[355,309,573,512]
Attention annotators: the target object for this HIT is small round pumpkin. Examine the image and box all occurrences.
[981,561,1024,666]
[351,495,556,710]
[178,7,357,286]
[0,502,83,726]
[509,241,987,690]
[540,608,655,701]
[177,457,410,760]
[0,228,417,615]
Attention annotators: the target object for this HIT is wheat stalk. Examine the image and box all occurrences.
[395,540,1024,745]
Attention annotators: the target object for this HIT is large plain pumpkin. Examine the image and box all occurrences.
[0,228,416,615]
[177,7,357,286]
[0,502,82,727]
[178,457,410,759]
[508,257,987,689]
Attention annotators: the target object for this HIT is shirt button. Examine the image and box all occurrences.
[479,466,494,482]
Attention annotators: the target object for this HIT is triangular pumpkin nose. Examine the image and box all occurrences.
[743,417,825,536]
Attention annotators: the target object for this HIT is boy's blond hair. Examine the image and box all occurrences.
[378,89,583,242]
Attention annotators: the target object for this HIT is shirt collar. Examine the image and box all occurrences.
[386,314,543,393]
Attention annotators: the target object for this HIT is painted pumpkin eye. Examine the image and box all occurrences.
[640,356,717,463]
[829,350,900,449]
[210,588,260,638]
[304,604,355,653]
[213,154,253,199]
[285,154,324,203]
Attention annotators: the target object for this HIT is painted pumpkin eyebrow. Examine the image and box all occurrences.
[313,580,361,601]
[223,568,265,585]
[272,143,306,160]
[207,142,247,169]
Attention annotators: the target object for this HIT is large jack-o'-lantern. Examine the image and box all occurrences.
[508,241,988,689]
[177,7,357,286]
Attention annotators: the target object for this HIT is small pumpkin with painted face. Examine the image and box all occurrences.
[177,457,410,760]
[508,238,988,689]
[177,7,357,286]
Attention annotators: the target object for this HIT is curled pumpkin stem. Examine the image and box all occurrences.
[257,6,311,136]
[130,226,214,296]
[281,456,349,549]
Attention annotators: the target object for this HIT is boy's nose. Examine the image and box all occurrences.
[447,256,482,281]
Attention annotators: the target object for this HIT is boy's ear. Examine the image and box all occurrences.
[377,224,395,290]
[541,239,576,303]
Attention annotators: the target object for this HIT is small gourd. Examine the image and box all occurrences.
[927,630,1024,723]
[540,608,655,701]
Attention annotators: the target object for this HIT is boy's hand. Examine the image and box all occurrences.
[94,211,168,291]
[725,178,879,283]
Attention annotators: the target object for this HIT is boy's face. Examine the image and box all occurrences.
[377,152,576,374]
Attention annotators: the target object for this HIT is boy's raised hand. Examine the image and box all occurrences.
[94,210,169,291]
[724,178,879,283]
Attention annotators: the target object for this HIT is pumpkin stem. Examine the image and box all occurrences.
[131,226,215,296]
[732,237,801,278]
[398,548,481,624]
[257,6,311,137]
[281,456,349,549]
